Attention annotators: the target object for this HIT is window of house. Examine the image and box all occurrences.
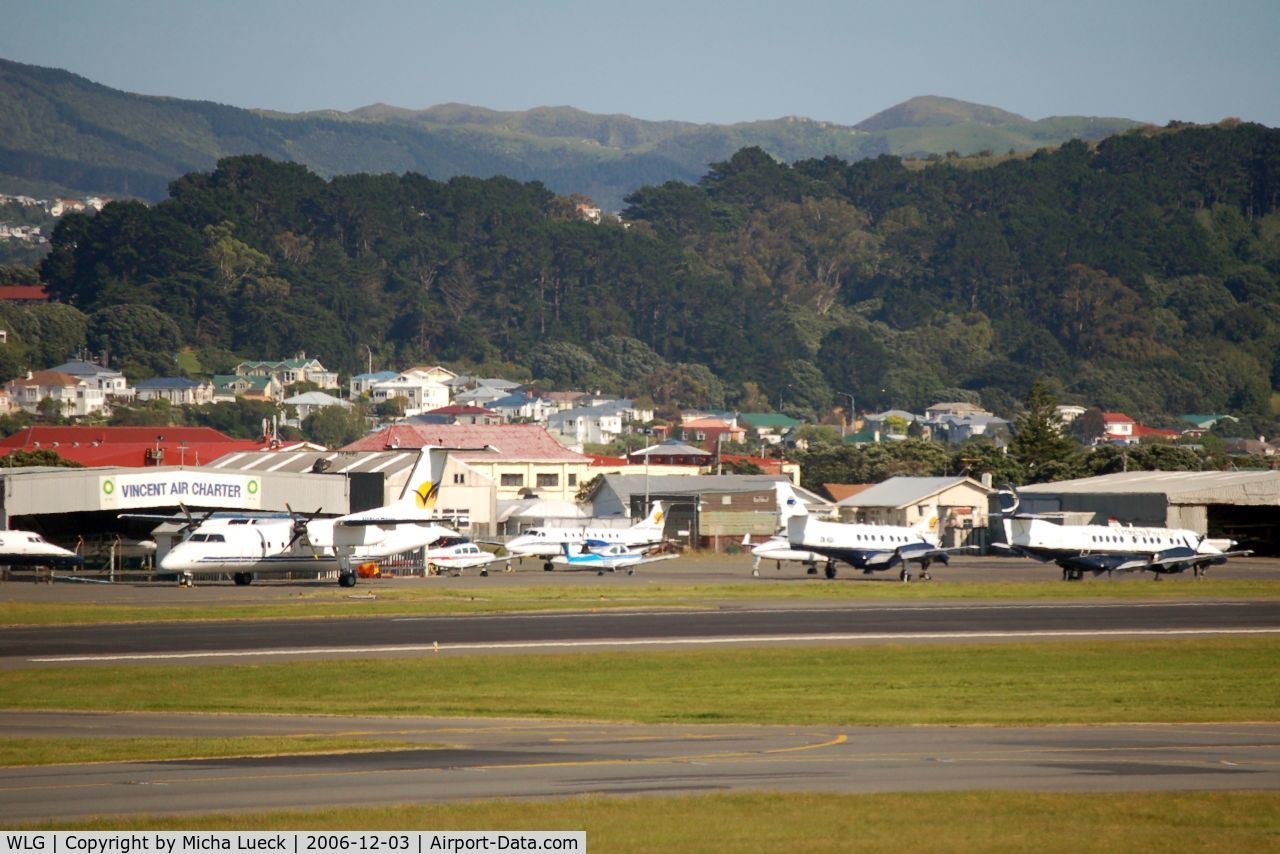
[537,473,559,488]
[453,473,465,484]
[568,474,577,487]
[500,473,524,487]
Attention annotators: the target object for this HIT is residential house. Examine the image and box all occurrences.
[454,384,511,407]
[627,440,712,468]
[934,414,1010,445]
[369,371,450,416]
[212,374,284,402]
[349,370,397,399]
[5,370,106,416]
[1101,412,1137,443]
[49,358,132,400]
[1055,404,1087,426]
[924,401,992,420]
[738,412,803,446]
[489,392,557,423]
[236,354,338,390]
[677,416,746,451]
[547,404,624,447]
[863,409,917,436]
[134,377,215,405]
[282,391,352,421]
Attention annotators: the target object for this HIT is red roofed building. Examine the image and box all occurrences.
[0,285,50,302]
[419,405,502,425]
[1101,412,1136,442]
[341,423,592,502]
[0,426,272,468]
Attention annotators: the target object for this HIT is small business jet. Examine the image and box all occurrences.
[550,542,677,575]
[780,483,953,581]
[503,502,667,571]
[0,530,85,568]
[994,487,1249,580]
[157,448,459,587]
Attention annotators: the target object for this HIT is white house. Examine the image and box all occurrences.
[369,373,451,416]
[547,404,624,446]
[283,390,353,422]
[134,377,215,405]
[236,354,338,389]
[5,370,106,417]
[350,370,397,399]
[50,359,132,400]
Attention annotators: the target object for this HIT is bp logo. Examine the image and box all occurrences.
[102,479,115,496]
[247,479,259,495]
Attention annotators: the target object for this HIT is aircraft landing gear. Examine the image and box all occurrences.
[338,572,357,588]
[179,572,194,588]
[824,562,836,579]
[232,572,253,586]
[807,564,819,575]
[899,568,911,582]
[543,561,555,572]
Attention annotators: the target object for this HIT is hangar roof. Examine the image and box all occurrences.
[1018,470,1280,505]
[207,449,424,476]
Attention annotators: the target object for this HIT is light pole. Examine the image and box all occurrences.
[360,344,373,375]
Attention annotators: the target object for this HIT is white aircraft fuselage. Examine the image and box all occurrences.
[0,530,85,567]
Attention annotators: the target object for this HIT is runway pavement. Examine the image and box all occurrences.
[4,600,1278,666]
[1,712,1276,822]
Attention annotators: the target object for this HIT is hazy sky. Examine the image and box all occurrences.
[5,0,1278,127]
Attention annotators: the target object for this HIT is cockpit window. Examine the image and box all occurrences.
[189,534,225,543]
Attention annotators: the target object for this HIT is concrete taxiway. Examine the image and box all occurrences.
[1,712,1277,822]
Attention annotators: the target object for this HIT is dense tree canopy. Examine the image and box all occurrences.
[27,123,1280,430]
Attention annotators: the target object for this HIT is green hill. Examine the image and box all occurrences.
[0,58,1142,210]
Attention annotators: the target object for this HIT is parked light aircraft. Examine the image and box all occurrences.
[502,502,667,571]
[156,448,458,587]
[550,541,677,575]
[780,483,953,580]
[993,486,1249,580]
[424,538,511,576]
[0,530,85,568]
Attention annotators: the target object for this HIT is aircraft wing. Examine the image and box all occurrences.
[613,553,679,569]
[1147,548,1252,569]
[337,516,456,527]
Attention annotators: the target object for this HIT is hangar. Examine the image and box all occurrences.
[1015,470,1280,554]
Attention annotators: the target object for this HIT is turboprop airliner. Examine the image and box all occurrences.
[779,483,953,581]
[502,502,667,571]
[993,486,1249,580]
[0,530,85,568]
[158,448,459,587]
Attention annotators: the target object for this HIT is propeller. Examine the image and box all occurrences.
[177,503,213,535]
[285,504,323,548]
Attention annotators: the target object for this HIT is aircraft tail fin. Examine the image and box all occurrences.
[393,447,444,513]
[633,501,665,531]
[776,481,808,522]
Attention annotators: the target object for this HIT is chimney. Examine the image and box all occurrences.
[981,472,993,488]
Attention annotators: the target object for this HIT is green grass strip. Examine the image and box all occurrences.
[0,736,434,767]
[5,578,1279,626]
[11,791,1280,852]
[4,638,1277,725]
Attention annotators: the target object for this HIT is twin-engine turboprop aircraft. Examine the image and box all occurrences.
[502,502,667,571]
[778,482,955,581]
[156,448,458,587]
[993,486,1249,580]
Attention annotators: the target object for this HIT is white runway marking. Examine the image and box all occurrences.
[28,627,1280,662]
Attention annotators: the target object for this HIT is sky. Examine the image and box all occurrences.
[4,0,1279,127]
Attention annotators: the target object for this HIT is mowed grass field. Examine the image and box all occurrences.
[4,577,1279,625]
[4,638,1277,725]
[12,792,1280,852]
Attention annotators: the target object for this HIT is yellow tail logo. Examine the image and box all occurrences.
[414,480,440,510]
[654,510,664,524]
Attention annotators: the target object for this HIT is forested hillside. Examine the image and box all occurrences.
[0,58,1139,211]
[28,121,1280,426]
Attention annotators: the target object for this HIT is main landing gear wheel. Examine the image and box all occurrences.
[824,562,836,579]
[338,572,357,588]
[232,572,253,586]
[543,561,555,572]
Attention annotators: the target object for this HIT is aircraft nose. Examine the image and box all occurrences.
[159,548,195,572]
